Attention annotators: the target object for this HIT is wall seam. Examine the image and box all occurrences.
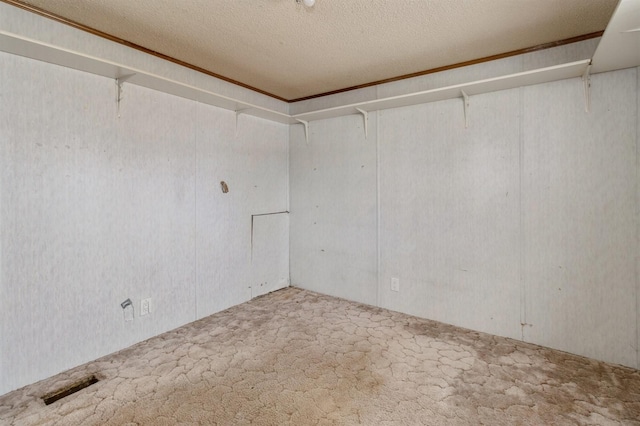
[519,85,526,341]
[636,66,639,369]
[194,105,199,321]
[287,123,291,288]
[0,52,4,393]
[376,109,381,308]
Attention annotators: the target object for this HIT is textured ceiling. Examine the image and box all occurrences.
[14,0,618,101]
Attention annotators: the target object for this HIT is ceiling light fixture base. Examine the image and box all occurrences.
[296,0,316,8]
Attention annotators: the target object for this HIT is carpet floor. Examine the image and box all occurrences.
[1,287,639,425]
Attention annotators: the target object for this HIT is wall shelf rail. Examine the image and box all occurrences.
[1,30,592,131]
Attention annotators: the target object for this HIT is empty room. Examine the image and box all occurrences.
[1,0,640,424]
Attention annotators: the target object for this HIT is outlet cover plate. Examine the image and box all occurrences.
[391,277,400,292]
[141,298,151,316]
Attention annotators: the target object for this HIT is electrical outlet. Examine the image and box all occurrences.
[141,298,151,316]
[391,277,400,292]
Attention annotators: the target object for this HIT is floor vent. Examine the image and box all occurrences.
[41,375,99,405]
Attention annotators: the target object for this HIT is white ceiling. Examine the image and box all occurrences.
[11,0,618,101]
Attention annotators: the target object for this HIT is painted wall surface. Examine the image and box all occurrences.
[521,69,638,367]
[194,106,289,317]
[289,115,378,306]
[0,52,288,395]
[251,213,290,299]
[378,90,521,340]
[290,62,639,368]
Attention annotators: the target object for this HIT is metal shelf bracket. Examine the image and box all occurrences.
[582,64,592,113]
[295,119,310,143]
[235,109,249,137]
[115,74,135,117]
[461,90,470,128]
[355,108,369,139]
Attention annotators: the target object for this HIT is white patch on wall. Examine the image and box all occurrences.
[251,212,290,298]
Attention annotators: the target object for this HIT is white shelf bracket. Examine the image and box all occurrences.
[115,74,135,117]
[461,90,470,128]
[235,109,248,137]
[582,64,592,113]
[355,108,369,139]
[295,119,310,143]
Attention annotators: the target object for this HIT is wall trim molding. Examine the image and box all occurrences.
[1,0,603,103]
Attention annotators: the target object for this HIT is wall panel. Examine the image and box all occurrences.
[378,91,521,340]
[289,115,377,306]
[0,51,288,395]
[194,108,288,319]
[522,69,638,366]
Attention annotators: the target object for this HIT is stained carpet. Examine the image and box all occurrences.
[1,287,639,425]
